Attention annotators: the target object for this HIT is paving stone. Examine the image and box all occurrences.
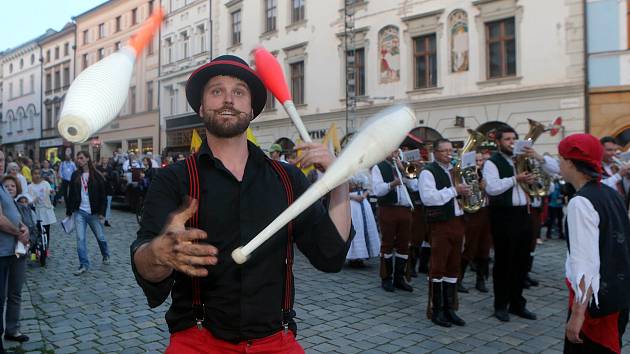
[16,209,629,353]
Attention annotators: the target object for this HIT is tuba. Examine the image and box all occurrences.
[515,119,552,197]
[452,129,486,213]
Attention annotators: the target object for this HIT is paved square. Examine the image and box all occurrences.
[10,208,629,353]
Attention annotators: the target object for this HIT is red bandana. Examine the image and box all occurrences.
[558,133,603,174]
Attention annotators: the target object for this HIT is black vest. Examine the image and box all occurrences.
[566,182,630,317]
[376,161,397,206]
[423,162,455,223]
[488,152,514,207]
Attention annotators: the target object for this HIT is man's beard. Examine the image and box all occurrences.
[201,105,252,138]
[499,144,513,156]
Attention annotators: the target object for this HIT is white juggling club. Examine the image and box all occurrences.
[232,105,416,264]
[58,8,164,143]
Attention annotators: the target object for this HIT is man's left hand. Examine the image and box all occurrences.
[294,143,335,172]
[565,311,585,344]
[523,146,544,163]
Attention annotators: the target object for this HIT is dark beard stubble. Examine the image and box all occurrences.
[201,106,252,138]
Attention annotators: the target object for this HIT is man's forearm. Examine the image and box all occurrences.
[328,182,351,242]
[134,240,174,283]
[0,216,20,237]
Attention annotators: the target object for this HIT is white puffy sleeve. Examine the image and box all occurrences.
[565,196,600,305]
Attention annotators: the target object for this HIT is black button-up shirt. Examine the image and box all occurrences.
[131,140,352,342]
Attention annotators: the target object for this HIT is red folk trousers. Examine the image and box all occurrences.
[165,327,305,354]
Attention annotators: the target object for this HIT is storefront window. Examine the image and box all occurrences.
[127,140,139,154]
[142,138,153,154]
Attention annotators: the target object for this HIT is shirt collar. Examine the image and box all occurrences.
[197,135,267,165]
[437,161,452,170]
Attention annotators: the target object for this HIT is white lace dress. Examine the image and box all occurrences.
[346,171,380,260]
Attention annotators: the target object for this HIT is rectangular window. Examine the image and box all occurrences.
[132,8,138,25]
[82,53,88,69]
[130,86,136,114]
[99,23,105,39]
[142,138,153,154]
[182,32,189,58]
[63,67,70,87]
[54,71,60,89]
[116,16,122,32]
[346,48,365,96]
[148,38,154,55]
[30,74,34,93]
[46,73,52,92]
[413,34,438,89]
[46,50,51,63]
[115,41,122,51]
[169,89,176,115]
[486,17,516,79]
[290,61,304,105]
[149,0,154,15]
[231,11,241,45]
[98,48,105,60]
[9,83,12,99]
[54,103,61,125]
[54,47,60,59]
[265,89,276,111]
[19,79,23,96]
[147,81,154,111]
[83,29,89,44]
[64,42,69,56]
[127,140,139,154]
[198,25,206,53]
[46,105,53,130]
[291,0,305,23]
[265,0,277,32]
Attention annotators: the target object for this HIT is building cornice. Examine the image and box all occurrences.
[401,9,444,23]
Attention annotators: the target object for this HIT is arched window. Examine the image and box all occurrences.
[477,121,511,137]
[6,110,15,134]
[615,126,630,151]
[26,104,37,130]
[16,107,26,132]
[408,127,443,161]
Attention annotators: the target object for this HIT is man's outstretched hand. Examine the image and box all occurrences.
[149,198,218,278]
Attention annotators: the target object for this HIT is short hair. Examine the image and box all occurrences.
[600,136,618,145]
[2,175,22,195]
[432,138,451,150]
[570,159,600,181]
[495,126,518,141]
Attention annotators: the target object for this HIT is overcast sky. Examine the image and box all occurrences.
[0,0,108,52]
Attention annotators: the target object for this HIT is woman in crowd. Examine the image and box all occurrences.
[40,160,56,204]
[346,170,380,267]
[6,163,29,200]
[27,168,56,254]
[0,175,30,344]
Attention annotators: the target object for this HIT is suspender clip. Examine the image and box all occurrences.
[193,303,205,330]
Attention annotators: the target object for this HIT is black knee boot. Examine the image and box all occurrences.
[418,246,430,274]
[443,282,466,326]
[394,256,413,292]
[430,282,451,327]
[475,258,489,293]
[408,246,419,278]
[380,256,394,292]
[457,260,469,293]
[524,255,539,288]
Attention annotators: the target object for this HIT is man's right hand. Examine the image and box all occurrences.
[456,184,472,197]
[516,172,536,184]
[390,177,402,188]
[150,198,218,277]
[620,164,630,178]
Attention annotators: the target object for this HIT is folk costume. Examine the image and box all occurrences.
[419,161,466,327]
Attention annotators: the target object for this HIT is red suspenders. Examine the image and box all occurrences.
[184,155,295,331]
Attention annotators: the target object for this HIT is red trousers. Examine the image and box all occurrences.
[165,327,305,354]
[378,206,412,255]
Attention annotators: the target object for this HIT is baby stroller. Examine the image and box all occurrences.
[16,203,48,267]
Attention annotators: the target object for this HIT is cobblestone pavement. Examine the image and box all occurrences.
[8,207,629,353]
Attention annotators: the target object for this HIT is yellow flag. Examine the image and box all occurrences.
[246,128,258,146]
[322,122,341,155]
[294,138,314,176]
[190,128,202,153]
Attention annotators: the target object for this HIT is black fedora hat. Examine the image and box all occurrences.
[185,55,267,119]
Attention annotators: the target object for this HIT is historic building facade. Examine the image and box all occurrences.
[39,22,76,161]
[205,0,584,155]
[587,0,630,149]
[0,32,54,159]
[74,0,160,161]
[159,0,211,154]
